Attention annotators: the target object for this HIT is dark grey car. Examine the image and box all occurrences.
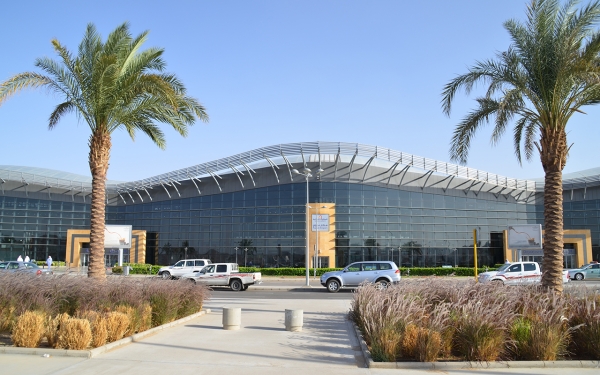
[320,261,401,293]
[0,261,53,275]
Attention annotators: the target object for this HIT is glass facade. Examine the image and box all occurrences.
[103,181,540,267]
[0,196,90,262]
[7,181,600,268]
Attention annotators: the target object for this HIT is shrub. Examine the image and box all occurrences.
[570,292,600,359]
[56,318,92,350]
[11,311,46,348]
[112,266,123,274]
[46,313,70,348]
[105,311,130,343]
[77,310,108,348]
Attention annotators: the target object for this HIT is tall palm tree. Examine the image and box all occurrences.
[441,0,600,293]
[0,23,208,279]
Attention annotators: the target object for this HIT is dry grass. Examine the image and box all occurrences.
[105,312,130,343]
[77,310,108,348]
[56,318,92,350]
[0,273,210,349]
[11,311,46,348]
[46,313,70,348]
[350,279,600,362]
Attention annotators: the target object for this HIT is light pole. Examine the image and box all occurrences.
[184,247,188,260]
[235,247,239,264]
[244,248,248,267]
[292,167,323,286]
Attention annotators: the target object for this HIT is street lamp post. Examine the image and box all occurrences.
[244,248,248,267]
[235,247,239,264]
[292,167,323,286]
[184,247,188,260]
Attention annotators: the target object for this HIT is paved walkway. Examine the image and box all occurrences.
[2,277,600,374]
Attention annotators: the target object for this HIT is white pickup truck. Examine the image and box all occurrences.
[478,261,570,285]
[181,263,262,291]
[157,259,212,279]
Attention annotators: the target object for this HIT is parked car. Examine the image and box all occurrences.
[478,261,569,285]
[320,261,401,293]
[568,262,600,280]
[158,259,212,279]
[181,263,262,291]
[0,261,53,275]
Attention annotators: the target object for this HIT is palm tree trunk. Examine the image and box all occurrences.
[88,131,111,279]
[539,128,567,293]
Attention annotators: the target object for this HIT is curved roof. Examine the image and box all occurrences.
[1,142,539,199]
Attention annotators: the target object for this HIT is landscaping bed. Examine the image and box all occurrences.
[0,272,209,350]
[350,279,600,362]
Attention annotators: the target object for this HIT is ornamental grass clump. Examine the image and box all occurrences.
[77,310,108,348]
[510,288,573,360]
[570,291,600,359]
[46,313,70,348]
[105,311,130,343]
[11,311,46,348]
[56,318,92,350]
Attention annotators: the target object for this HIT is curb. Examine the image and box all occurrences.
[351,321,600,369]
[0,309,211,358]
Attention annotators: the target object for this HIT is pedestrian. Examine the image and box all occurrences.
[24,255,30,263]
[505,259,510,264]
[17,255,23,262]
[47,255,53,270]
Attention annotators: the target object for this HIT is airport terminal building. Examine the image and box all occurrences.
[0,142,597,268]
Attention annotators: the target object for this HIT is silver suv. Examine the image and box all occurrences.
[320,261,401,293]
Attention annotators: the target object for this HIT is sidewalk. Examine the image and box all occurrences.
[2,292,599,375]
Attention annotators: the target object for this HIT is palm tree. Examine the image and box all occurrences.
[0,23,208,279]
[441,0,600,293]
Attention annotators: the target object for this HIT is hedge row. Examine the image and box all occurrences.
[238,266,494,277]
[113,264,496,277]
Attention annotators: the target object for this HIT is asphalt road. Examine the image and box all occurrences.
[210,288,355,299]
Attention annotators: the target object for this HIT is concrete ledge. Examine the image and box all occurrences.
[0,309,211,358]
[351,321,600,369]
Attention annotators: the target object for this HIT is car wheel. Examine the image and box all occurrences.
[375,279,390,290]
[230,279,243,291]
[161,271,171,280]
[242,285,249,291]
[575,273,584,281]
[189,278,196,284]
[326,279,340,293]
[492,279,504,286]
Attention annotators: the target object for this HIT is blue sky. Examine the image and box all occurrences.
[1,0,598,182]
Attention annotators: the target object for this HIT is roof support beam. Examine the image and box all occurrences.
[240,161,256,187]
[187,173,202,195]
[442,175,456,193]
[280,152,295,182]
[473,181,486,196]
[402,170,432,187]
[229,164,245,189]
[135,190,144,203]
[206,170,223,192]
[397,165,412,187]
[264,156,280,183]
[333,148,341,180]
[426,174,452,189]
[385,159,401,185]
[421,170,435,190]
[144,188,153,201]
[361,152,377,182]
[126,191,135,203]
[117,192,127,204]
[463,180,479,195]
[160,182,172,198]
[347,150,358,181]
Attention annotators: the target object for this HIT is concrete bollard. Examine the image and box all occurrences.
[222,307,241,330]
[284,309,303,332]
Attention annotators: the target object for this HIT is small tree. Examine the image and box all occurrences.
[441,0,600,292]
[0,23,208,279]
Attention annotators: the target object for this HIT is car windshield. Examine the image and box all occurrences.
[173,261,185,267]
[497,264,510,272]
